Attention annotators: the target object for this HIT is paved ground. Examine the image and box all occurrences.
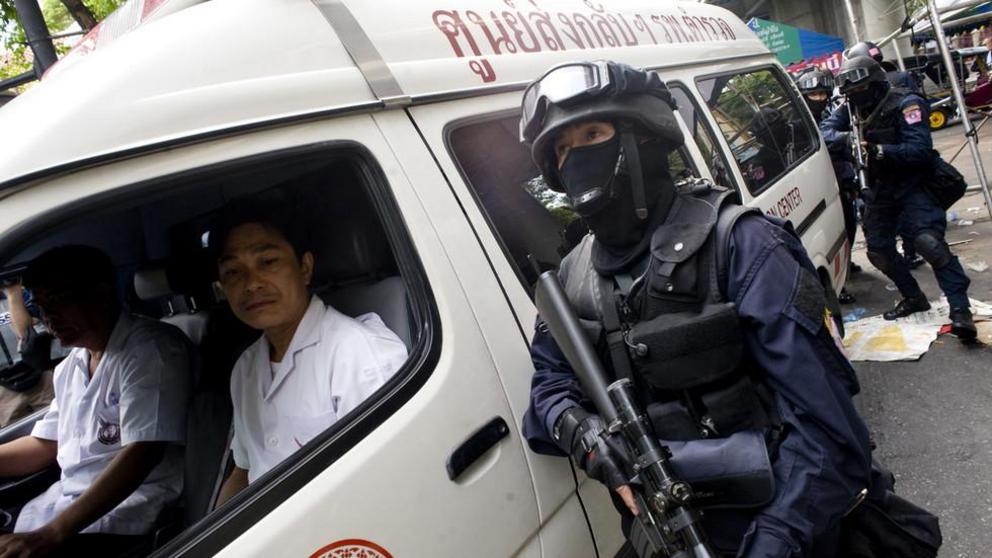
[847,123,992,557]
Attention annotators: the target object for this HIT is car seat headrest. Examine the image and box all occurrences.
[134,264,172,301]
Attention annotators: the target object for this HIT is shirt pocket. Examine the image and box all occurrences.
[93,398,123,450]
[284,409,337,451]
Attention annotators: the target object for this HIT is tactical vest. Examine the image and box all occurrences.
[560,184,778,442]
[862,88,931,189]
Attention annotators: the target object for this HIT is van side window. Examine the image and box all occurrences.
[0,147,434,542]
[696,67,815,194]
[669,84,734,189]
[0,303,17,367]
[447,113,696,294]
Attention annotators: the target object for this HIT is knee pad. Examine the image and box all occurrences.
[867,250,898,275]
[914,231,952,268]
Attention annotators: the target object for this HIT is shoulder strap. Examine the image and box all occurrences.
[596,275,635,382]
[714,198,761,301]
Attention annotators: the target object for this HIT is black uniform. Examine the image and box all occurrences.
[520,61,875,557]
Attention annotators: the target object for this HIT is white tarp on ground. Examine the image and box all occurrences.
[842,298,992,361]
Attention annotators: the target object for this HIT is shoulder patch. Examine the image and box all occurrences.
[903,104,923,125]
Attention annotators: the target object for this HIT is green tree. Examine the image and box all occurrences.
[1,0,124,83]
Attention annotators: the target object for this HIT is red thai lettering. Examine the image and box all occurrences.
[465,10,518,54]
[432,10,481,57]
[632,14,658,45]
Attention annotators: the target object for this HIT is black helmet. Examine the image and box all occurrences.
[844,41,884,63]
[795,67,835,94]
[519,61,683,193]
[836,56,888,94]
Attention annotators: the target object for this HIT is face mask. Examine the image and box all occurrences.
[558,136,621,217]
[848,83,885,113]
[585,137,675,249]
[584,176,646,247]
[806,97,828,116]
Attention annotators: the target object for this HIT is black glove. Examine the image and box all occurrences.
[553,407,629,491]
[865,143,882,160]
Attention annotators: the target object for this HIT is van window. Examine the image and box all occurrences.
[669,83,735,190]
[0,145,435,547]
[0,292,60,427]
[447,113,697,294]
[0,303,17,366]
[696,67,816,194]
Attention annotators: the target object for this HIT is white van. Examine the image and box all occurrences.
[0,1,850,556]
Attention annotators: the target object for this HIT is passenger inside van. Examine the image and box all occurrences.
[744,107,790,188]
[0,245,191,557]
[211,200,408,505]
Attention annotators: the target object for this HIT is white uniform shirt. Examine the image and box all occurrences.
[230,296,407,483]
[16,313,191,535]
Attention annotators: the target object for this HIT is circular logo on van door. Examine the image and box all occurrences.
[310,539,393,558]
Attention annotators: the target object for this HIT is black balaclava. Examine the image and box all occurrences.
[849,82,888,117]
[557,131,676,274]
[804,96,829,119]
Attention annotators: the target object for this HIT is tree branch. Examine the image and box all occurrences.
[59,0,97,31]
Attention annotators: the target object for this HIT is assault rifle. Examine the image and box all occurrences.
[534,271,715,558]
[848,103,870,193]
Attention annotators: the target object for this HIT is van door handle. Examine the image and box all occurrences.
[446,417,510,481]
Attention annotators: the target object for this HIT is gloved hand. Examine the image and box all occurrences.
[553,407,629,492]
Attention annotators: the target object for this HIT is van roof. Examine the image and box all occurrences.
[0,0,769,189]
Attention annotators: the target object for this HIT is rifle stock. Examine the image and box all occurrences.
[534,271,715,558]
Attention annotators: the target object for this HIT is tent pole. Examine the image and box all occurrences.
[891,36,907,72]
[843,0,862,42]
[926,0,992,221]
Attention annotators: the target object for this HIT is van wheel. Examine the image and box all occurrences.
[929,108,948,130]
[819,270,845,339]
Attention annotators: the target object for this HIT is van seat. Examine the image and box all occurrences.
[307,191,412,349]
[133,265,209,345]
[322,276,411,349]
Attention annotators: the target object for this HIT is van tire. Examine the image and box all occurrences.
[818,269,845,339]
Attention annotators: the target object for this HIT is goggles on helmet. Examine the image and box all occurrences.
[797,72,835,92]
[520,61,613,144]
[836,67,872,90]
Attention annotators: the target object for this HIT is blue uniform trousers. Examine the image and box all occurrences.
[863,188,971,308]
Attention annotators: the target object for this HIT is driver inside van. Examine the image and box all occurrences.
[212,201,407,506]
[0,245,192,557]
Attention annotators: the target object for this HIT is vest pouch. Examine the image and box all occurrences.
[629,301,744,390]
[665,431,774,509]
[699,376,769,436]
[646,400,702,441]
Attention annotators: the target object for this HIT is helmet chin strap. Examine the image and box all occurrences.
[618,121,649,220]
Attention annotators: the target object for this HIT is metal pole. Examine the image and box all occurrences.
[926,0,992,220]
[13,0,58,76]
[891,37,908,72]
[843,0,862,43]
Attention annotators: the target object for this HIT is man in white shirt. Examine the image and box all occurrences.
[0,246,191,557]
[213,202,407,505]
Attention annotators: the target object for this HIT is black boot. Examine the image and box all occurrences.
[849,262,863,274]
[949,307,978,340]
[883,295,932,320]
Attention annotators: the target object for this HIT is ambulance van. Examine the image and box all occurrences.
[0,0,850,556]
